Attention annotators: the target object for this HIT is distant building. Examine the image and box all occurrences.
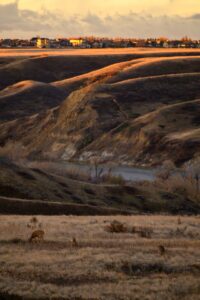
[0,36,200,49]
[1,39,12,48]
[91,41,103,48]
[30,37,38,47]
[48,39,60,48]
[69,39,83,47]
[59,39,71,47]
[36,38,49,48]
[163,41,169,48]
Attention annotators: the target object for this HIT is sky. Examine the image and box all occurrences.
[1,0,200,38]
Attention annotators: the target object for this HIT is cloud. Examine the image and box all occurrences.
[79,12,200,39]
[0,1,52,34]
[82,13,107,34]
[1,0,200,38]
[190,14,200,20]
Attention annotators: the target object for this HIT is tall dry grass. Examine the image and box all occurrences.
[0,215,199,300]
[27,160,126,185]
[0,141,27,161]
[155,159,200,202]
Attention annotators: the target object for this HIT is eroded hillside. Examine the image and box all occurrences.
[0,53,200,166]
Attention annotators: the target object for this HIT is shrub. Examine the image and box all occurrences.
[27,217,40,230]
[0,141,27,161]
[27,161,92,182]
[156,160,176,180]
[136,226,153,238]
[63,168,91,182]
[132,226,153,238]
[101,173,125,185]
[105,220,128,233]
[10,238,22,244]
[155,157,200,202]
[30,217,38,224]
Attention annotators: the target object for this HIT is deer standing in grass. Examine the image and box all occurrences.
[29,230,45,243]
[72,237,78,247]
[158,245,166,256]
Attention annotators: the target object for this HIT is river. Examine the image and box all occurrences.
[60,162,156,182]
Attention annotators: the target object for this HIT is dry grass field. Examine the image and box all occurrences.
[0,215,199,300]
[1,48,200,57]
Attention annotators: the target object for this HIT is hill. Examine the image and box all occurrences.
[0,55,199,166]
[1,49,200,90]
[0,81,66,121]
[0,54,146,90]
[0,50,199,214]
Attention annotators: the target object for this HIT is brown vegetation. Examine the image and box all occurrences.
[105,220,128,233]
[0,215,199,299]
[0,158,199,215]
[28,229,44,243]
[155,158,200,203]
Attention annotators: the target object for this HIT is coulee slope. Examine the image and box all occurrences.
[0,158,199,214]
[0,55,200,166]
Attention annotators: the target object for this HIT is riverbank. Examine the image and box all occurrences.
[0,158,199,215]
[39,160,157,182]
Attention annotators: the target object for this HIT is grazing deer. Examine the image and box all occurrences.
[158,245,166,256]
[72,237,78,247]
[29,230,45,243]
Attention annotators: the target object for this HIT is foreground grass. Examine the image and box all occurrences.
[0,215,199,299]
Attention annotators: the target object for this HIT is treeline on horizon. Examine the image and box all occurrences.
[1,35,200,49]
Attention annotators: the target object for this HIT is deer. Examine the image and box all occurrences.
[28,230,45,243]
[71,237,78,247]
[158,245,166,256]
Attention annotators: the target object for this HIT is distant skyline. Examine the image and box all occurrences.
[1,0,200,38]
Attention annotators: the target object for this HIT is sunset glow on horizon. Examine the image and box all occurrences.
[11,0,200,16]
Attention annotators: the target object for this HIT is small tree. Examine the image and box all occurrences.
[183,157,200,199]
[156,160,176,181]
[90,156,103,182]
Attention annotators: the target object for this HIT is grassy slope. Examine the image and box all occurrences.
[0,159,199,215]
[1,51,200,89]
[0,81,66,122]
[1,56,199,165]
[86,99,200,165]
[0,54,147,91]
